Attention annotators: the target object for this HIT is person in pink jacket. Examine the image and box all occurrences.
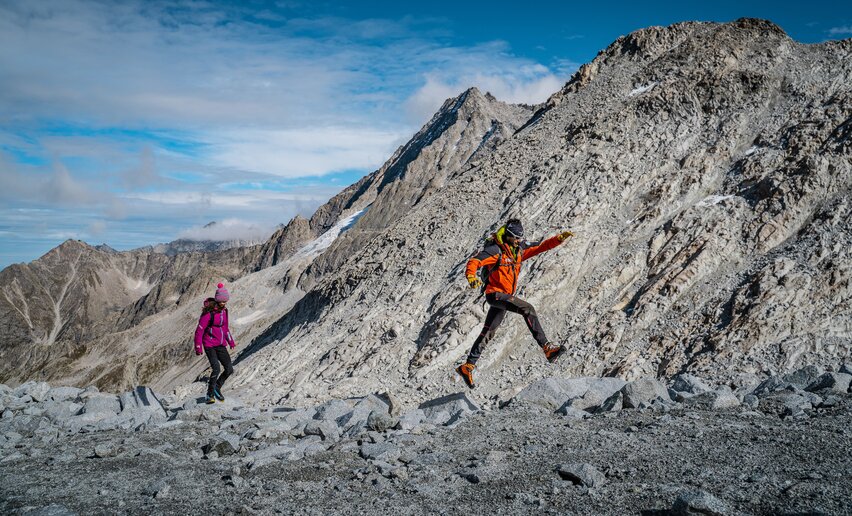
[194,283,236,404]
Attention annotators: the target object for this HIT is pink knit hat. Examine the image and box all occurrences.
[214,283,230,302]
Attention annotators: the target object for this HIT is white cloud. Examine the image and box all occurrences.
[827,25,852,35]
[0,0,577,266]
[176,219,276,242]
[209,126,407,177]
[124,190,328,208]
[87,220,107,236]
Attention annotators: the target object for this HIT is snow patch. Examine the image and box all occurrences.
[235,310,266,326]
[293,208,367,260]
[697,195,735,207]
[126,278,152,294]
[628,82,658,97]
[744,145,758,156]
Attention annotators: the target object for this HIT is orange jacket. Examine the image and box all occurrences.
[465,234,563,295]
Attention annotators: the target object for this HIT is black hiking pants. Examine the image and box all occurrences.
[205,346,233,396]
[466,292,550,365]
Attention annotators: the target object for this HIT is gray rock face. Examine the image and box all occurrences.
[621,378,671,409]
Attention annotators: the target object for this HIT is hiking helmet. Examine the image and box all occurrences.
[505,219,524,239]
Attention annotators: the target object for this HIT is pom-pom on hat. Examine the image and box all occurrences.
[214,283,230,302]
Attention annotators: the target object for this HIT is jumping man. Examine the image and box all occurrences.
[456,218,574,388]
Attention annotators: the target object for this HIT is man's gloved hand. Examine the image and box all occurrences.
[467,275,483,289]
[556,230,575,242]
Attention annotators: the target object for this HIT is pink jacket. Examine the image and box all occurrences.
[194,308,236,353]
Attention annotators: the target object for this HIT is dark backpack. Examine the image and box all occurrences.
[475,236,503,295]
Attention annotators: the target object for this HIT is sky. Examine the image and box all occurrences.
[1,0,850,268]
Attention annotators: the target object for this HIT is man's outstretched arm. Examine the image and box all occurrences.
[522,231,573,261]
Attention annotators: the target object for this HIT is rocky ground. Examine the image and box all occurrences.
[2,365,851,515]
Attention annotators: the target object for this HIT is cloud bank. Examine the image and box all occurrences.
[0,0,573,267]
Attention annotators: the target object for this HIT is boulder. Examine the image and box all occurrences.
[119,386,168,424]
[621,378,671,409]
[395,409,426,431]
[758,392,813,418]
[47,387,83,402]
[304,419,340,442]
[367,411,398,432]
[13,381,51,402]
[511,377,626,411]
[672,489,731,515]
[806,373,852,394]
[82,394,121,415]
[840,363,852,376]
[556,463,606,487]
[42,401,83,423]
[681,386,740,410]
[202,434,240,456]
[670,374,712,395]
[596,391,624,413]
[752,365,825,396]
[418,393,479,426]
[338,395,390,434]
[313,399,354,423]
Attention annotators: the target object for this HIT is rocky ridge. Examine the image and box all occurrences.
[231,19,852,407]
[1,364,850,514]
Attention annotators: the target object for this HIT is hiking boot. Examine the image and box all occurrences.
[456,362,476,389]
[213,386,225,402]
[543,343,566,363]
[205,394,216,404]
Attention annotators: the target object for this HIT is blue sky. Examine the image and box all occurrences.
[1,0,850,268]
